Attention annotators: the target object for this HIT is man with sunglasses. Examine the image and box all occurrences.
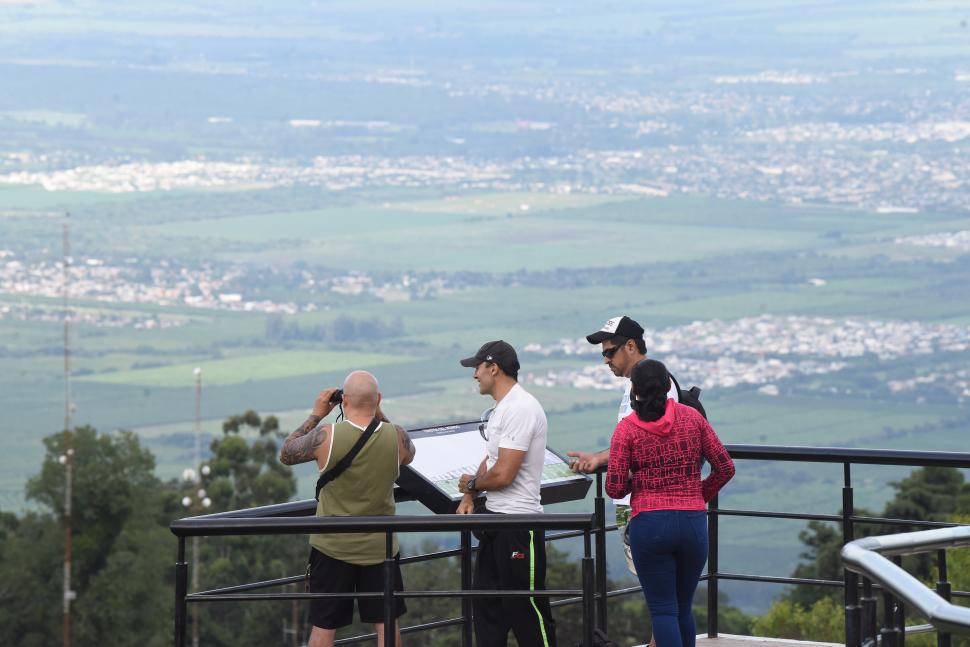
[568,316,679,562]
[454,340,557,647]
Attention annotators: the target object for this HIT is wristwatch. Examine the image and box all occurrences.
[466,477,478,493]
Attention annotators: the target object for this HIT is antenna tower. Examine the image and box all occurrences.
[62,212,75,647]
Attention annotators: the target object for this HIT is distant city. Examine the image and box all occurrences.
[2,65,967,214]
[523,315,970,401]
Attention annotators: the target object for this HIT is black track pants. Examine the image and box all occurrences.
[473,527,557,647]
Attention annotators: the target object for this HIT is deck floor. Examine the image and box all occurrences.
[633,634,842,647]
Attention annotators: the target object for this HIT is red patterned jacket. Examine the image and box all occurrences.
[605,399,734,517]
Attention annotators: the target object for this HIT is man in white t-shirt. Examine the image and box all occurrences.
[455,340,557,647]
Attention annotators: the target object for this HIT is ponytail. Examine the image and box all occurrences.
[630,359,670,423]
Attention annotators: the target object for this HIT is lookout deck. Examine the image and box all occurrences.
[699,635,842,647]
[635,635,843,647]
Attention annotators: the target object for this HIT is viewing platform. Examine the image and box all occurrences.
[171,442,970,647]
[694,636,842,647]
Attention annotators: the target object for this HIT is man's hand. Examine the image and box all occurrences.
[279,387,341,466]
[455,494,475,515]
[567,450,607,473]
[458,473,476,494]
[311,388,341,419]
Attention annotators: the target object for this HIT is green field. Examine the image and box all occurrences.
[143,195,873,272]
[3,185,970,612]
[76,349,419,387]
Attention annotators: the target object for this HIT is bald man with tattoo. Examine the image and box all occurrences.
[280,370,415,647]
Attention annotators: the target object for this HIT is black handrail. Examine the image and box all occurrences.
[171,443,970,647]
[171,513,593,535]
[723,445,970,467]
[171,513,595,647]
[586,444,970,643]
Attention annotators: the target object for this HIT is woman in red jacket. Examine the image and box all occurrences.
[606,359,734,647]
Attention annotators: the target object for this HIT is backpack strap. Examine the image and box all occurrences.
[314,417,381,501]
[669,372,684,398]
[669,372,708,420]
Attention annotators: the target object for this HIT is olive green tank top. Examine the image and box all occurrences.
[309,419,399,565]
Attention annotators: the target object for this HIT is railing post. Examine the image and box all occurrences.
[896,597,906,647]
[843,463,861,647]
[707,493,719,638]
[460,530,474,647]
[594,470,608,632]
[583,528,595,647]
[936,549,951,647]
[880,588,900,647]
[861,576,876,647]
[892,556,905,647]
[383,532,394,647]
[175,537,188,647]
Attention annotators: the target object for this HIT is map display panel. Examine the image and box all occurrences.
[398,420,590,513]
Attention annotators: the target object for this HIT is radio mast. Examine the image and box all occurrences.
[61,212,76,647]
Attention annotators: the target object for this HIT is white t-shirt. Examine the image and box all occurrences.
[482,383,548,514]
[612,378,679,506]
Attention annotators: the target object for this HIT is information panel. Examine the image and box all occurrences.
[397,420,591,514]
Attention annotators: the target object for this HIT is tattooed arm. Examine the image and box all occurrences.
[279,388,339,465]
[375,404,415,466]
[396,424,416,466]
[280,420,331,465]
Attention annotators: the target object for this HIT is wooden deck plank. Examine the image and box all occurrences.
[632,635,842,647]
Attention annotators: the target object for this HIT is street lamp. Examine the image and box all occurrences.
[193,367,202,475]
[182,462,210,647]
[180,479,213,512]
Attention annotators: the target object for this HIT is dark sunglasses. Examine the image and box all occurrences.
[601,345,623,359]
[478,406,495,441]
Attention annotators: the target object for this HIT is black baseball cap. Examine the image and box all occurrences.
[459,340,521,374]
[585,315,645,344]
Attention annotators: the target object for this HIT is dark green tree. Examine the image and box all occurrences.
[194,410,302,647]
[885,467,970,530]
[787,508,877,607]
[0,415,303,647]
[0,426,176,647]
[208,410,291,510]
[0,510,62,647]
[883,467,970,579]
[788,466,970,607]
[757,466,970,638]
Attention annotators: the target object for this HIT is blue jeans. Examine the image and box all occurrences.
[628,510,708,647]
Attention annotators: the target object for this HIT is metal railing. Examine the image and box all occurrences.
[842,526,970,647]
[171,512,596,647]
[702,445,970,647]
[170,443,970,646]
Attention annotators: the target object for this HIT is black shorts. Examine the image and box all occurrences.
[308,548,407,629]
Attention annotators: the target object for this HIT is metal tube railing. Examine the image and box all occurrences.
[842,526,970,640]
[699,445,970,641]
